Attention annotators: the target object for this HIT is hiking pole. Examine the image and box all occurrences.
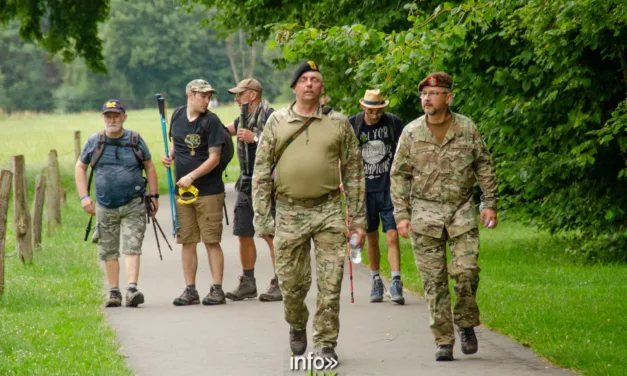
[155,93,179,238]
[338,164,355,304]
[145,195,173,260]
[239,102,250,175]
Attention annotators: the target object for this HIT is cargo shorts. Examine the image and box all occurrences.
[93,197,146,261]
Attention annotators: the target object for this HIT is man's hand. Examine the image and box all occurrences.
[81,197,95,216]
[161,154,173,169]
[238,129,256,144]
[480,209,498,229]
[348,228,367,246]
[176,175,194,189]
[397,219,411,238]
[150,197,159,217]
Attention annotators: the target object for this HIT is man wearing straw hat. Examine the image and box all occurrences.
[348,89,405,305]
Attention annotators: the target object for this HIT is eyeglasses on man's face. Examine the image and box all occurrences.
[420,91,449,98]
[364,109,384,116]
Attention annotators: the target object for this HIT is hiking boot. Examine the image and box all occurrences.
[202,286,226,305]
[226,275,257,301]
[289,327,307,355]
[125,288,145,308]
[458,326,478,354]
[315,347,339,365]
[259,277,283,302]
[435,344,454,361]
[105,290,122,307]
[173,287,200,306]
[389,278,405,305]
[370,275,385,303]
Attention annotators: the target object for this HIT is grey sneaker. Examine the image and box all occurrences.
[259,277,283,302]
[173,287,200,306]
[458,326,478,354]
[435,344,454,361]
[289,327,307,355]
[389,278,405,305]
[226,275,257,301]
[125,288,145,307]
[202,286,226,305]
[370,275,384,303]
[105,290,122,307]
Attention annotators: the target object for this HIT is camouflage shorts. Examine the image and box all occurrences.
[93,197,146,261]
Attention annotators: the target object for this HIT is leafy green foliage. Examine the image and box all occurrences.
[199,0,627,261]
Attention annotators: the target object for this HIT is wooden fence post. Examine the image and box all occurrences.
[0,170,13,295]
[46,149,61,235]
[12,156,33,264]
[32,173,46,249]
[74,131,81,162]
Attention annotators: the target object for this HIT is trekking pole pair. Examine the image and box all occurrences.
[155,94,180,238]
[144,195,172,261]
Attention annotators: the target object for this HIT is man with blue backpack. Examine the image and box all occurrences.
[161,79,233,307]
[75,99,159,308]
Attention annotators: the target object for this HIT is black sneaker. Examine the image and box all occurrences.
[173,287,200,306]
[125,288,145,307]
[435,344,454,361]
[458,326,478,354]
[315,346,339,365]
[202,286,226,305]
[105,290,122,307]
[226,275,257,301]
[289,327,307,355]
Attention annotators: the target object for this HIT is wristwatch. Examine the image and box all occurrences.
[253,135,259,143]
[150,194,160,198]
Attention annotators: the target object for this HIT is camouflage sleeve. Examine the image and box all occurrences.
[390,127,413,223]
[339,119,366,230]
[473,128,498,210]
[252,113,277,236]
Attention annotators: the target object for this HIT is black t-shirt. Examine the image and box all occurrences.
[348,112,404,193]
[171,106,226,196]
[233,107,274,177]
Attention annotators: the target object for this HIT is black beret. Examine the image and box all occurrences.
[290,61,320,88]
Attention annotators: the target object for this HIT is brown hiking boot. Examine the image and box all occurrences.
[435,344,454,361]
[125,288,145,308]
[458,326,478,354]
[259,277,283,302]
[173,287,200,306]
[202,285,226,305]
[226,275,257,301]
[105,290,122,307]
[289,327,307,355]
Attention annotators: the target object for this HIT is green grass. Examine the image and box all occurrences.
[366,221,626,376]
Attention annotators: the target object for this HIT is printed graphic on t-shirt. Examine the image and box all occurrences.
[361,126,394,180]
[185,134,201,155]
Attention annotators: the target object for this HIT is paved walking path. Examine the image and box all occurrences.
[105,184,574,376]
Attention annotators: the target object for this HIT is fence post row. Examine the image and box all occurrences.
[32,172,46,249]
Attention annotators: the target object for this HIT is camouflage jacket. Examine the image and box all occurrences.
[390,112,498,238]
[252,102,366,236]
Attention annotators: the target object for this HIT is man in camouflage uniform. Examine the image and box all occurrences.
[252,61,366,362]
[390,72,498,361]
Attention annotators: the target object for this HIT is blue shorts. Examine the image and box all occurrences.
[365,190,397,233]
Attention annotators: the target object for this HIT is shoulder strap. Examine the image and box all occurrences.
[272,117,316,172]
[169,106,185,141]
[353,112,365,142]
[90,132,107,168]
[129,131,145,166]
[383,113,395,145]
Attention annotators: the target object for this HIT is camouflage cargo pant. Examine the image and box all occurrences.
[411,228,480,345]
[94,197,146,261]
[273,196,346,350]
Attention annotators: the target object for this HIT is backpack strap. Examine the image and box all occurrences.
[271,117,316,174]
[353,112,365,143]
[90,132,107,169]
[129,131,145,167]
[169,106,185,141]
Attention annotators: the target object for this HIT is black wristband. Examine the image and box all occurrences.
[150,194,160,198]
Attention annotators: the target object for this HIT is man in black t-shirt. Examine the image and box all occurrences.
[161,79,227,306]
[224,78,282,302]
[349,89,405,305]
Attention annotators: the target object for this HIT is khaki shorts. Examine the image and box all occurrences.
[176,192,224,244]
[94,197,146,261]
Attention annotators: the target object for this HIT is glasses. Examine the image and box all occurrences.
[364,109,384,116]
[420,91,449,98]
[235,90,249,98]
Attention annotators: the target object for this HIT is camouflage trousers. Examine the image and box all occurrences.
[411,228,480,345]
[274,196,346,350]
[94,197,146,261]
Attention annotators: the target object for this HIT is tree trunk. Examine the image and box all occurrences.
[226,34,240,84]
[247,43,257,78]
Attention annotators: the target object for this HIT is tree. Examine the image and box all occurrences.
[195,0,627,261]
[0,0,109,73]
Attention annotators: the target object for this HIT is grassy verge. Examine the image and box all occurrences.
[366,221,626,376]
[0,184,132,375]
